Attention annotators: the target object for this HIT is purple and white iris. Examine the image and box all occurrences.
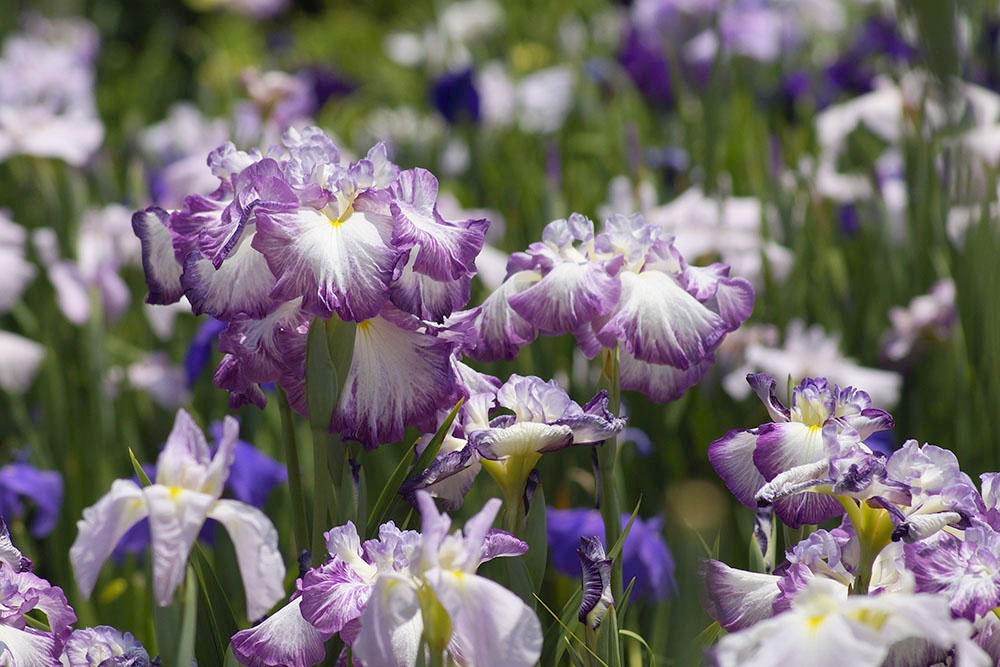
[70,409,286,620]
[60,625,151,667]
[0,562,77,665]
[133,126,488,449]
[403,374,625,510]
[708,374,896,528]
[232,491,541,667]
[459,212,754,403]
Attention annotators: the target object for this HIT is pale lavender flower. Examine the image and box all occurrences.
[70,409,285,619]
[0,211,36,314]
[126,352,191,410]
[0,16,103,165]
[883,279,958,362]
[0,330,45,394]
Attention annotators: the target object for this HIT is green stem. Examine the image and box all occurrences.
[278,390,309,556]
[311,427,331,567]
[597,346,623,603]
[834,496,892,595]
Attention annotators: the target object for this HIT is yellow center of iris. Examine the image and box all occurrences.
[328,204,355,227]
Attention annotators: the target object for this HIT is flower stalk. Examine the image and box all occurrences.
[597,345,624,602]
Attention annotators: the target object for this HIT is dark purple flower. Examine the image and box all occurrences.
[547,507,675,600]
[209,420,287,508]
[431,68,480,124]
[618,26,674,108]
[0,462,62,538]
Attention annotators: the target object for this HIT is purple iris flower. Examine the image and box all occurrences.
[0,462,63,538]
[184,317,227,386]
[431,68,480,124]
[618,26,674,108]
[546,507,675,600]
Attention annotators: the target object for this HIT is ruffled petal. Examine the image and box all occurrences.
[182,232,276,320]
[0,625,60,667]
[746,373,790,422]
[618,350,713,404]
[707,429,766,508]
[390,168,488,282]
[333,307,456,449]
[69,479,148,599]
[230,597,332,667]
[507,259,622,334]
[132,207,183,305]
[252,199,401,321]
[597,270,726,368]
[428,570,542,667]
[389,254,471,322]
[455,270,540,362]
[299,556,374,634]
[142,485,216,607]
[208,499,286,620]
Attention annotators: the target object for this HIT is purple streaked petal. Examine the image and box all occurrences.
[700,560,781,632]
[597,270,726,368]
[707,429,766,508]
[390,168,488,282]
[508,259,623,335]
[454,270,540,362]
[132,207,183,305]
[389,255,471,322]
[0,625,60,666]
[481,529,529,563]
[753,421,831,482]
[300,557,374,634]
[772,492,844,529]
[746,373,790,422]
[231,596,332,667]
[551,391,626,445]
[401,445,480,511]
[906,527,1000,621]
[618,350,714,404]
[181,238,276,321]
[577,536,614,629]
[840,408,894,441]
[333,307,456,449]
[0,516,31,572]
[217,299,310,385]
[69,479,149,600]
[61,626,149,667]
[214,354,268,411]
[252,196,401,322]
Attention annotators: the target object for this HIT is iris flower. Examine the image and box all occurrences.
[70,409,285,620]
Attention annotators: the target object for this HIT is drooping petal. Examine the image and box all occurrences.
[746,373,790,422]
[351,575,424,667]
[597,270,726,368]
[428,570,543,667]
[69,479,149,599]
[389,255,471,322]
[252,196,401,321]
[454,270,540,362]
[181,237,277,320]
[132,207,183,305]
[143,485,216,607]
[700,560,781,632]
[208,498,286,620]
[333,307,456,449]
[552,390,626,444]
[507,259,623,334]
[401,446,481,511]
[618,349,714,404]
[299,556,373,634]
[707,429,766,508]
[230,597,332,667]
[390,168,488,282]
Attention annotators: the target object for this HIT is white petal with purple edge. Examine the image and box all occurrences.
[132,207,184,305]
[619,349,714,404]
[707,429,767,508]
[390,253,471,322]
[208,499,286,620]
[299,557,374,634]
[182,231,276,320]
[700,560,781,631]
[334,308,455,449]
[0,625,59,667]
[597,270,726,368]
[508,260,621,335]
[460,270,540,362]
[230,597,332,667]
[70,479,149,599]
[253,204,400,321]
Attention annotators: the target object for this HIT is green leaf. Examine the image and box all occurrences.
[522,481,548,590]
[306,317,338,432]
[608,498,641,562]
[223,644,241,667]
[190,545,239,663]
[618,630,656,667]
[546,588,582,667]
[695,620,723,646]
[536,593,607,667]
[615,577,637,624]
[410,399,464,477]
[128,447,152,487]
[325,316,357,401]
